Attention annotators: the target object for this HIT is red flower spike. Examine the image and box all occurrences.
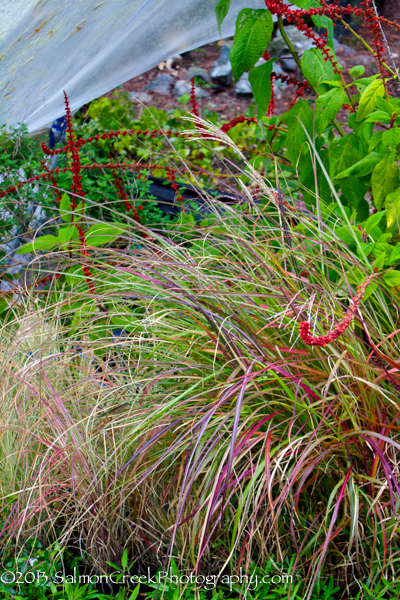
[299,272,379,347]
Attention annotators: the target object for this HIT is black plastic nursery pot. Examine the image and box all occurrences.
[147,175,239,219]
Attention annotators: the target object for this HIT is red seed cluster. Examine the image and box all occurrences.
[166,167,184,205]
[109,157,142,222]
[299,272,379,347]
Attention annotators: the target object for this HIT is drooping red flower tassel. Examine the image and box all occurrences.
[300,272,379,347]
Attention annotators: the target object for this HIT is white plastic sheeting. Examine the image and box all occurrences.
[0,0,265,132]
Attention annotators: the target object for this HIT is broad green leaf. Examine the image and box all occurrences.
[382,128,400,148]
[389,244,400,265]
[356,78,385,122]
[348,113,374,156]
[316,88,346,130]
[58,225,79,244]
[15,235,59,254]
[248,59,274,118]
[363,281,378,300]
[334,151,381,180]
[339,178,369,208]
[373,252,386,271]
[385,186,400,210]
[301,48,339,93]
[85,223,128,247]
[383,270,400,287]
[60,192,70,223]
[371,153,399,210]
[362,210,386,234]
[312,14,335,49]
[376,95,394,116]
[291,0,316,7]
[386,195,400,234]
[328,133,358,180]
[281,100,314,167]
[364,110,391,124]
[336,225,362,246]
[60,192,84,223]
[368,130,383,152]
[299,146,331,207]
[230,9,273,81]
[357,242,375,259]
[349,65,365,79]
[321,80,343,88]
[215,0,231,36]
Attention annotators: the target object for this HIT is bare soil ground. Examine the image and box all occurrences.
[105,24,400,122]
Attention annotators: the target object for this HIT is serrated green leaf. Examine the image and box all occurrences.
[301,48,339,92]
[230,9,273,82]
[248,59,274,118]
[383,270,400,287]
[329,133,358,180]
[356,78,385,122]
[363,281,378,300]
[386,194,400,234]
[215,0,231,36]
[85,223,128,247]
[60,192,84,222]
[376,95,394,116]
[321,80,343,88]
[388,244,400,265]
[281,100,314,167]
[357,241,375,259]
[368,130,383,152]
[349,65,365,79]
[312,14,334,49]
[382,128,400,148]
[371,153,399,210]
[58,225,79,244]
[373,252,386,271]
[316,87,346,129]
[362,210,386,233]
[336,225,362,245]
[364,110,391,124]
[334,151,381,180]
[15,235,59,254]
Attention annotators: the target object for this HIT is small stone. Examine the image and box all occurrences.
[210,45,232,86]
[277,57,297,72]
[233,72,252,97]
[129,91,152,104]
[173,79,210,98]
[268,26,313,57]
[145,73,173,95]
[186,66,212,85]
[333,38,357,55]
[170,54,183,67]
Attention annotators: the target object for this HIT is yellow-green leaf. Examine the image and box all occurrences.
[356,78,385,122]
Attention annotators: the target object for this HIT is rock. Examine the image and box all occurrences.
[234,72,253,97]
[334,42,357,55]
[186,66,212,85]
[145,73,172,95]
[170,54,183,67]
[268,26,313,57]
[210,45,232,86]
[129,91,152,104]
[277,57,297,72]
[173,79,210,98]
[334,37,357,55]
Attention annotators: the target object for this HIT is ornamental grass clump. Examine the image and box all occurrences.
[1,113,400,597]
